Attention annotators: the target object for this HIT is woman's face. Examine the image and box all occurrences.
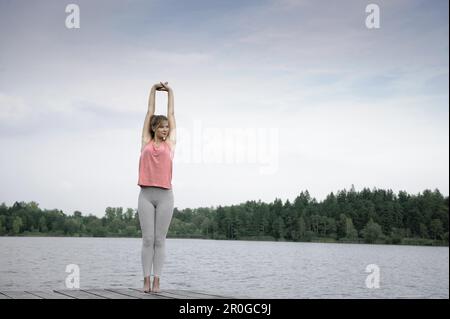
[155,121,169,140]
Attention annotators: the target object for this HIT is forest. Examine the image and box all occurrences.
[0,186,448,246]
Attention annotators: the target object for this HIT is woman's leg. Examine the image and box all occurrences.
[137,188,156,281]
[152,189,174,291]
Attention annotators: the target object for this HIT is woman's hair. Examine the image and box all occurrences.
[149,115,169,139]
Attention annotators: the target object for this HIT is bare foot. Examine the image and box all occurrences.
[143,276,151,293]
[152,276,160,293]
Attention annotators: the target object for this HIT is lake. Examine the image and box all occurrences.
[0,237,448,298]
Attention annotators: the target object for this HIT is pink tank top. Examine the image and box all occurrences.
[138,139,174,189]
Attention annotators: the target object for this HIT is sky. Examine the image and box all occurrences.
[0,0,448,217]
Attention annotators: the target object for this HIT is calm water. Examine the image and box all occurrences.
[0,237,448,298]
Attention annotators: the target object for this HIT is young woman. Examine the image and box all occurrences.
[137,81,176,293]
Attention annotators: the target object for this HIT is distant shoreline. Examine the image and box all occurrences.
[3,188,448,248]
[1,234,448,247]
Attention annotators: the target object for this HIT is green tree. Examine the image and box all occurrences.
[200,217,212,238]
[390,227,405,244]
[310,214,320,235]
[64,219,80,235]
[337,214,347,239]
[104,207,116,221]
[124,225,137,236]
[124,208,134,222]
[443,232,449,243]
[429,219,443,240]
[38,216,48,232]
[419,223,428,238]
[108,219,125,235]
[296,216,306,240]
[361,219,383,243]
[0,216,5,235]
[85,218,105,237]
[325,217,337,237]
[345,217,358,240]
[12,216,23,235]
[272,216,285,240]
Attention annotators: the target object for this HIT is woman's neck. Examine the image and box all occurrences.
[153,136,164,144]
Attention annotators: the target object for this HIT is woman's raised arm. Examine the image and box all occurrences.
[160,82,176,147]
[141,83,163,148]
[141,86,156,144]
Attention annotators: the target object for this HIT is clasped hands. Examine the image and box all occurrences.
[153,81,171,92]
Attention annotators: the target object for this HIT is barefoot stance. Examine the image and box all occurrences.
[152,276,160,293]
[143,276,151,293]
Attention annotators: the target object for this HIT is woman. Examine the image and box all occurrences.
[137,81,176,293]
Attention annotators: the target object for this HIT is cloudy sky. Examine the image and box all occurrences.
[0,0,448,217]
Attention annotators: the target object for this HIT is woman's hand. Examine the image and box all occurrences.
[154,81,171,92]
[160,81,171,92]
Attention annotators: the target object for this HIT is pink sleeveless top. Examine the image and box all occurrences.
[138,139,174,189]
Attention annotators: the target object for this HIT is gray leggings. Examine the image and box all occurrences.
[137,186,174,277]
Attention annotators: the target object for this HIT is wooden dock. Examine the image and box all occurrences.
[0,288,237,299]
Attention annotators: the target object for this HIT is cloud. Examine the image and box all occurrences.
[421,73,450,95]
[0,93,30,122]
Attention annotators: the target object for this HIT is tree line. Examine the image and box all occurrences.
[0,186,448,246]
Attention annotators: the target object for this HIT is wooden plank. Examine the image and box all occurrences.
[0,288,237,299]
[154,291,200,299]
[54,289,107,299]
[128,288,195,299]
[26,290,75,299]
[81,289,138,299]
[165,289,233,299]
[157,289,209,299]
[189,289,248,299]
[105,288,173,299]
[0,291,42,299]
